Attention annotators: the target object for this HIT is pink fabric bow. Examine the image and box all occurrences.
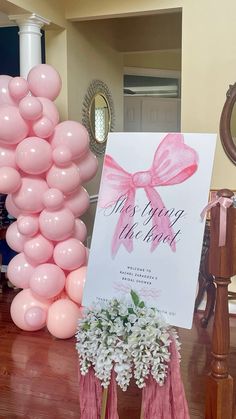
[99,133,198,257]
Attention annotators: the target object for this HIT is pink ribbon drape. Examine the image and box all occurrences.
[99,134,198,257]
[201,196,233,246]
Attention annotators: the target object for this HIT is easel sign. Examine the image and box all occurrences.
[83,133,216,329]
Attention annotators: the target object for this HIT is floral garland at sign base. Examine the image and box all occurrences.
[76,291,190,419]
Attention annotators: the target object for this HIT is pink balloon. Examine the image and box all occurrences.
[29,263,65,299]
[64,187,89,217]
[52,146,72,167]
[32,116,54,138]
[77,151,98,183]
[7,252,35,289]
[65,266,87,304]
[5,194,21,218]
[46,163,81,195]
[16,137,52,175]
[10,288,50,331]
[0,167,21,194]
[37,97,59,126]
[8,77,29,101]
[0,144,16,168]
[42,188,64,210]
[72,218,87,242]
[24,234,54,264]
[24,306,47,328]
[50,121,89,159]
[0,105,29,144]
[0,75,16,106]
[27,64,62,101]
[19,96,43,120]
[39,208,75,241]
[17,215,39,236]
[53,238,86,271]
[12,177,48,213]
[46,299,81,339]
[6,221,27,252]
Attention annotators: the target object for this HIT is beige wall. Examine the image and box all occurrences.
[124,50,181,71]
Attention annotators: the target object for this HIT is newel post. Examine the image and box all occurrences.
[205,189,236,419]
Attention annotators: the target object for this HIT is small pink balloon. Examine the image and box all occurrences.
[50,121,89,159]
[46,163,81,195]
[10,288,50,331]
[24,234,54,264]
[17,215,39,236]
[5,194,21,218]
[77,151,98,183]
[0,75,16,106]
[0,144,16,168]
[0,167,21,194]
[52,146,72,167]
[19,96,43,120]
[46,299,81,339]
[0,105,29,144]
[28,64,62,101]
[64,187,89,217]
[16,137,52,175]
[42,188,64,210]
[39,208,75,241]
[72,218,87,242]
[6,221,27,252]
[32,116,54,138]
[29,263,65,299]
[24,306,47,328]
[53,238,86,271]
[7,252,35,289]
[12,177,48,213]
[37,97,59,126]
[8,77,29,101]
[65,266,87,305]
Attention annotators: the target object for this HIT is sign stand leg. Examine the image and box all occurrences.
[101,387,108,419]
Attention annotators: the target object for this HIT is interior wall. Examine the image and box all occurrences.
[123,50,181,71]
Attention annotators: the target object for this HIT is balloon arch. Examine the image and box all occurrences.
[0,64,98,338]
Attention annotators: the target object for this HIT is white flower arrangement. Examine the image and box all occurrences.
[76,291,180,391]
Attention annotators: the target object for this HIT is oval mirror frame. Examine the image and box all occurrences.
[220,82,236,165]
[82,79,115,156]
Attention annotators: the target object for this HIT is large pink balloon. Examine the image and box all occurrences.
[64,187,89,217]
[0,105,29,144]
[8,77,29,101]
[10,288,50,331]
[29,263,65,299]
[0,167,21,194]
[46,163,81,195]
[72,218,87,242]
[27,64,62,101]
[77,151,98,183]
[19,96,43,120]
[17,215,39,237]
[24,306,47,329]
[16,137,52,175]
[5,194,21,218]
[53,238,86,271]
[46,299,81,339]
[42,188,64,210]
[65,266,87,305]
[12,177,48,213]
[50,121,89,159]
[0,144,16,168]
[0,75,16,106]
[7,252,35,289]
[37,97,59,126]
[6,221,27,252]
[39,208,75,241]
[24,234,54,264]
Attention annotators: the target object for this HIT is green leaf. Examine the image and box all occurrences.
[131,290,140,307]
[128,307,135,314]
[139,301,145,308]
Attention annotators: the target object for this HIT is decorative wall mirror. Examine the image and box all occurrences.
[220,82,236,164]
[82,79,115,156]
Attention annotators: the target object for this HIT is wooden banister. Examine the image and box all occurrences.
[205,189,236,419]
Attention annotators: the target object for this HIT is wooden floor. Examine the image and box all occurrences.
[1,290,236,419]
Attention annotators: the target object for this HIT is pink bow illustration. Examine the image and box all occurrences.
[99,133,199,257]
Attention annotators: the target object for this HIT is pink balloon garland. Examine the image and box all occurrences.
[0,64,98,339]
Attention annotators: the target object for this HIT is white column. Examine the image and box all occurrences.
[9,14,50,79]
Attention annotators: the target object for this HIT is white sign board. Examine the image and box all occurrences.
[83,133,216,328]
